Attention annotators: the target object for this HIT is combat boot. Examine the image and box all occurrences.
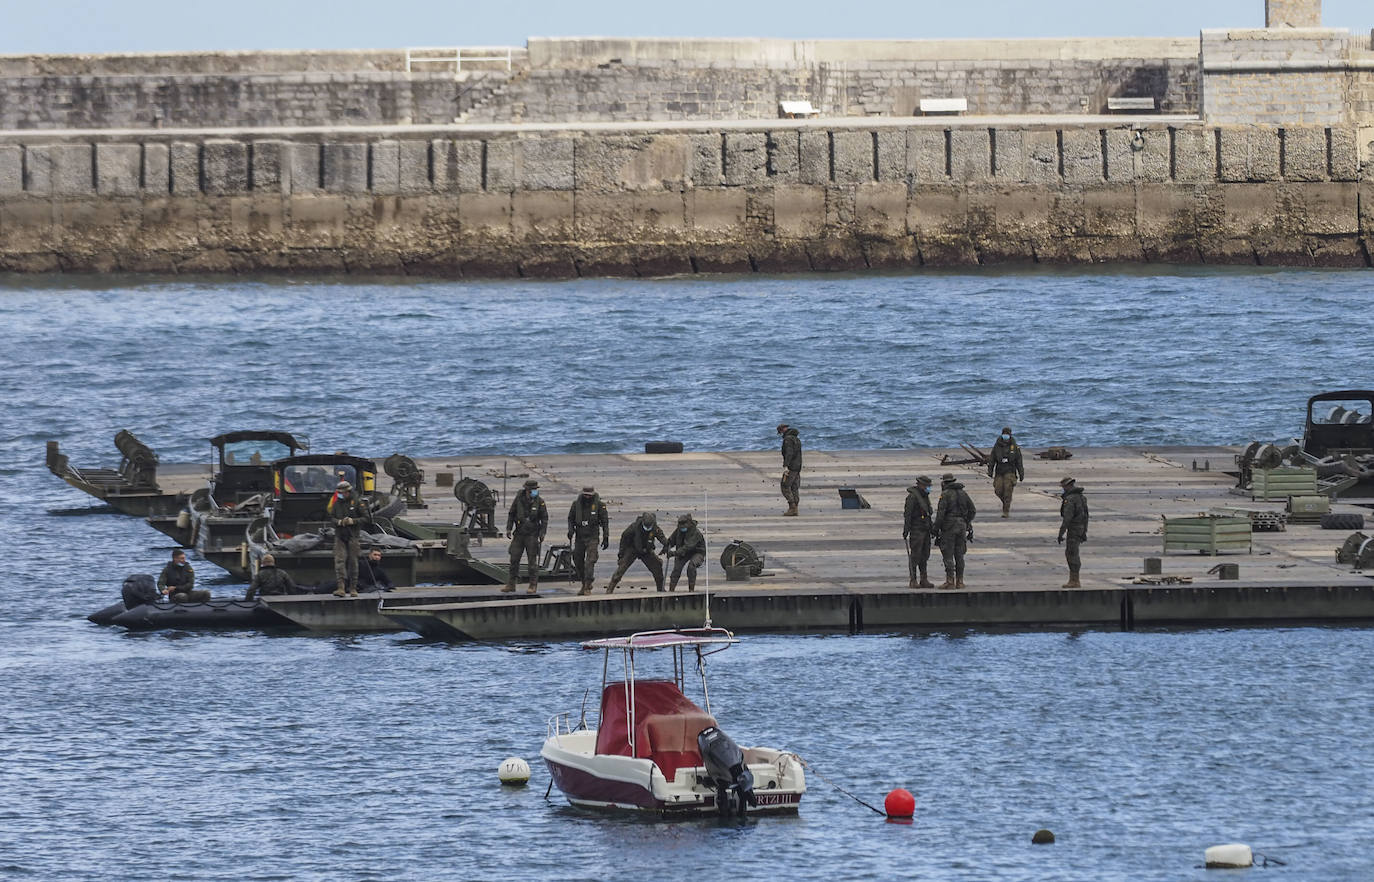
[1063,571,1081,589]
[955,578,966,590]
[1001,503,1010,518]
[347,586,359,598]
[577,580,593,596]
[526,585,538,595]
[332,582,347,598]
[783,503,798,517]
[501,581,516,593]
[936,573,955,590]
[908,578,919,590]
[919,569,935,591]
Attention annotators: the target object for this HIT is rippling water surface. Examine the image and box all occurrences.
[1,267,1372,880]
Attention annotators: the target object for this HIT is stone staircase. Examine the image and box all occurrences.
[456,67,530,123]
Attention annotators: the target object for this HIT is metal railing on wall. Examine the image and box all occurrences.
[404,47,516,75]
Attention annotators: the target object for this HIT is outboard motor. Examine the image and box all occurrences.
[697,725,757,817]
[121,573,159,609]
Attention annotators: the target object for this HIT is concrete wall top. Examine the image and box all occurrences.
[526,36,1202,68]
[0,49,413,76]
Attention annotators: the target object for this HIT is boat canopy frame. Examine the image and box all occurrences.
[583,627,737,757]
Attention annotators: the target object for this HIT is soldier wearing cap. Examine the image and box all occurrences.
[606,512,668,593]
[1057,476,1090,588]
[245,553,298,600]
[902,476,936,590]
[777,423,802,516]
[665,513,707,592]
[327,480,371,597]
[934,473,977,589]
[504,478,548,595]
[567,485,609,595]
[987,426,1025,518]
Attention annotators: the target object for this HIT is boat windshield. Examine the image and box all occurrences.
[281,463,357,493]
[222,439,294,465]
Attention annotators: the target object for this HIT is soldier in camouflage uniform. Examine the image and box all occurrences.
[778,423,802,516]
[934,473,976,590]
[245,553,298,600]
[504,478,548,595]
[606,512,668,593]
[1057,476,1090,588]
[566,485,609,596]
[665,513,707,592]
[158,549,209,603]
[987,426,1025,518]
[328,480,372,597]
[902,475,935,590]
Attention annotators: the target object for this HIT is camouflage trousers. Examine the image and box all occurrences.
[907,531,932,579]
[1065,534,1083,573]
[507,534,541,587]
[940,519,967,578]
[571,533,600,584]
[993,472,1018,508]
[668,552,705,591]
[780,470,800,506]
[611,550,665,591]
[334,535,360,591]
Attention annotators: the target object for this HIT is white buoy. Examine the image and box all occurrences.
[498,757,531,786]
[1204,844,1253,869]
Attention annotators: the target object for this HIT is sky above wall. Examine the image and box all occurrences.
[2,0,1368,54]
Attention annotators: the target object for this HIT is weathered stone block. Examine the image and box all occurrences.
[855,182,907,236]
[286,195,347,248]
[1103,130,1135,182]
[484,140,517,192]
[831,131,873,184]
[1135,183,1198,237]
[907,186,966,233]
[724,132,767,186]
[459,192,512,234]
[907,130,946,181]
[1223,184,1280,236]
[631,191,687,234]
[992,187,1053,236]
[397,141,431,193]
[950,130,991,182]
[204,140,249,195]
[323,143,368,192]
[876,131,905,183]
[170,142,201,195]
[1060,129,1103,185]
[1218,128,1280,182]
[1023,131,1059,185]
[1132,128,1170,182]
[143,143,170,194]
[1302,182,1358,235]
[767,131,799,180]
[578,135,691,191]
[431,140,456,191]
[0,145,21,195]
[1172,128,1216,183]
[689,189,747,236]
[95,144,141,196]
[512,190,574,238]
[519,137,574,190]
[453,140,483,192]
[993,129,1025,181]
[370,140,401,192]
[1082,187,1136,237]
[773,185,825,239]
[251,141,286,192]
[798,131,830,185]
[26,144,94,195]
[1329,128,1358,182]
[1283,126,1327,182]
[689,134,722,187]
[288,143,321,192]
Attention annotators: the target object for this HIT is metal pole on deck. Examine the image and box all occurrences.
[703,490,711,628]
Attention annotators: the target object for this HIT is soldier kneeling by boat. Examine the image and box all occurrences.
[245,554,299,600]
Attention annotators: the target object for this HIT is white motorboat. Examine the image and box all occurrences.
[540,627,806,817]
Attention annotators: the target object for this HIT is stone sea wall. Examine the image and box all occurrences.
[0,121,1369,274]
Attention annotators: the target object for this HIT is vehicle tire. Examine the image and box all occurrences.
[1320,512,1366,530]
[644,441,684,454]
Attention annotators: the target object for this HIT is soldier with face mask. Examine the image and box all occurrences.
[987,426,1025,518]
[903,476,935,590]
[665,513,707,592]
[567,485,609,596]
[328,480,372,597]
[158,549,209,603]
[934,473,976,590]
[504,479,548,595]
[606,512,668,593]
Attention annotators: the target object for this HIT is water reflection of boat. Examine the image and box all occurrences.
[541,628,805,817]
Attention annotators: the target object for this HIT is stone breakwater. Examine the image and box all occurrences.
[0,119,1370,275]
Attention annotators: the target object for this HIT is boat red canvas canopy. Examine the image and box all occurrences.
[582,627,737,651]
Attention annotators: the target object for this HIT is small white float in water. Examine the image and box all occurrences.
[1204,843,1253,869]
[498,757,531,786]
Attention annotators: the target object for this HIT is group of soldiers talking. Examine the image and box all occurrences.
[494,421,1091,597]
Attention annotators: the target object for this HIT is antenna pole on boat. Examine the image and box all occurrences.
[703,490,711,628]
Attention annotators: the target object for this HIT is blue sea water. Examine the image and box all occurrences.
[0,266,1372,880]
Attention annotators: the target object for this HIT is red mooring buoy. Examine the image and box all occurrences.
[884,788,915,819]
